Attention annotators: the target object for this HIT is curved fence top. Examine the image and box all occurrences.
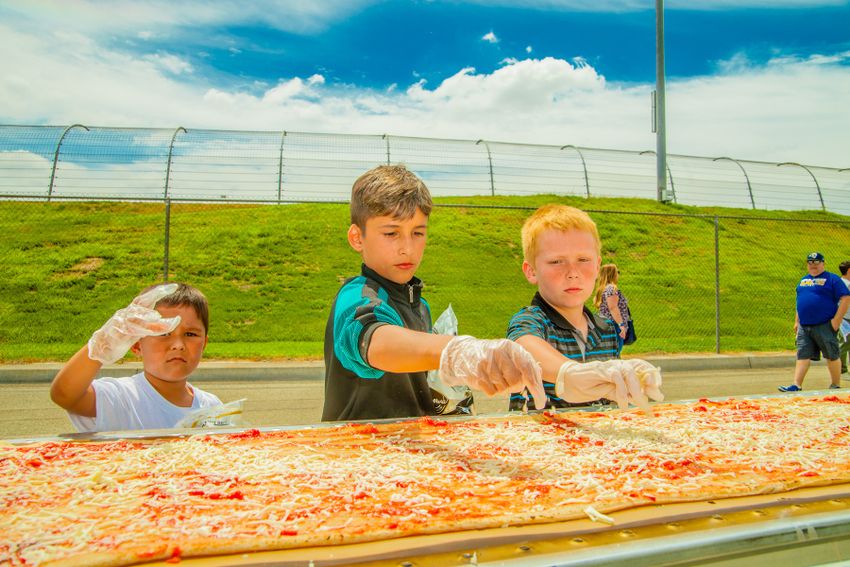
[0,124,848,214]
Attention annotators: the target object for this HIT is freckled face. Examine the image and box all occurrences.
[523,229,601,316]
[348,209,428,284]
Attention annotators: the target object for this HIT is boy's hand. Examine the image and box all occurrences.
[439,336,546,408]
[555,359,663,411]
[87,284,181,365]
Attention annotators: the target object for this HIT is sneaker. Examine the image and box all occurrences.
[842,372,850,381]
[778,384,802,392]
[829,384,841,389]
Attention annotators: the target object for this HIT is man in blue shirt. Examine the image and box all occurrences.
[779,252,850,392]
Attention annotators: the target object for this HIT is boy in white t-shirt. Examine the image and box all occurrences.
[50,283,222,432]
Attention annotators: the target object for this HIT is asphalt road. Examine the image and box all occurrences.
[2,365,842,440]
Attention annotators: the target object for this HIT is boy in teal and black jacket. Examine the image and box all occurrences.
[322,165,545,422]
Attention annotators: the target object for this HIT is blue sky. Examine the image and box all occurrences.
[1,0,849,167]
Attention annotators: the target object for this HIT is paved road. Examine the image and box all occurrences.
[2,365,842,440]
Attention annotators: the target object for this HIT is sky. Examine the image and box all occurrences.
[1,0,849,168]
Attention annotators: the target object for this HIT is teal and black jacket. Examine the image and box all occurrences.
[322,264,434,422]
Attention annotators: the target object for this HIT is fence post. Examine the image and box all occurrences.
[48,124,89,201]
[164,127,187,199]
[713,156,755,209]
[475,140,495,196]
[778,162,825,211]
[560,144,590,198]
[714,215,720,354]
[382,134,391,165]
[277,130,287,204]
[640,150,677,203]
[163,198,171,282]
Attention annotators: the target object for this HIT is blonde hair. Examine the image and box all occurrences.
[594,264,619,308]
[350,164,433,230]
[521,204,600,263]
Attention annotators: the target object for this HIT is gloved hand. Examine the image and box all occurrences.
[87,284,181,364]
[555,358,663,411]
[440,336,546,409]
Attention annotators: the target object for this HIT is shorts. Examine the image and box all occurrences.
[796,321,840,361]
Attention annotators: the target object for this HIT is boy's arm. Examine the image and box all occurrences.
[514,334,569,383]
[513,333,663,410]
[367,325,453,372]
[50,346,101,416]
[369,325,546,407]
[50,284,181,417]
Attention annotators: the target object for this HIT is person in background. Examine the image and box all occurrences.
[595,263,634,349]
[779,252,850,392]
[838,260,850,379]
[322,164,545,422]
[506,204,662,412]
[50,283,223,432]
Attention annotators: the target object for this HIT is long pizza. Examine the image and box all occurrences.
[3,393,850,566]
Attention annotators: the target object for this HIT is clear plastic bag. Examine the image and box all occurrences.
[428,305,475,415]
[175,398,247,429]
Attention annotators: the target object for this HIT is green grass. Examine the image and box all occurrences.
[1,196,848,362]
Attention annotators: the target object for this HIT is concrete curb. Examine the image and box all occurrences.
[0,355,806,384]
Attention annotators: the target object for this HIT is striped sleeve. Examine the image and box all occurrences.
[333,277,405,379]
[506,306,547,342]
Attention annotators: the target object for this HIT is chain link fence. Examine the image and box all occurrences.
[2,125,849,213]
[1,198,848,360]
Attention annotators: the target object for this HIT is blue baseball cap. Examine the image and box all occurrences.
[807,252,825,262]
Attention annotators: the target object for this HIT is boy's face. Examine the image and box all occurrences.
[348,208,428,284]
[131,304,207,384]
[522,228,601,315]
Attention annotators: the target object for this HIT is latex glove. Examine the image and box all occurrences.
[555,359,663,411]
[440,336,546,409]
[87,284,181,364]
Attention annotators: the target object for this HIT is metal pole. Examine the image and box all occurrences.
[382,134,391,165]
[777,162,825,211]
[277,130,287,204]
[164,127,187,199]
[641,150,676,203]
[714,215,721,354]
[163,198,171,282]
[713,156,755,209]
[560,144,590,198]
[476,139,496,196]
[655,0,669,203]
[48,124,89,201]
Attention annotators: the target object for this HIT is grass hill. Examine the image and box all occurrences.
[1,195,848,362]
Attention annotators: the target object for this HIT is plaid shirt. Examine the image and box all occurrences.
[506,292,620,411]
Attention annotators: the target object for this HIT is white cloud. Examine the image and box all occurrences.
[526,45,533,53]
[0,17,848,168]
[145,53,194,75]
[481,31,499,43]
[1,1,379,36]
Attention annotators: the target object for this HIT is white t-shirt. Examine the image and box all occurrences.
[68,372,223,433]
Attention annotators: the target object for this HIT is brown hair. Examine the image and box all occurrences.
[350,164,433,230]
[143,282,209,334]
[521,204,600,263]
[594,264,619,308]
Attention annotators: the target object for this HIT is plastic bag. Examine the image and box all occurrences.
[428,305,475,415]
[175,398,247,429]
